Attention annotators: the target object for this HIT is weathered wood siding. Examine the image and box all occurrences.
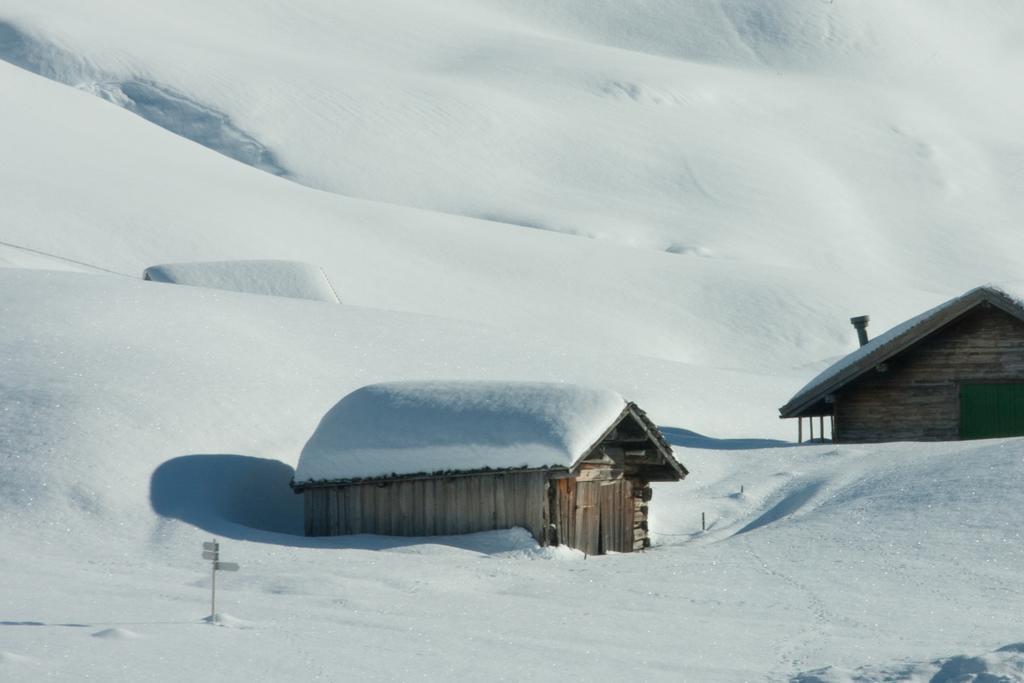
[306,471,653,554]
[835,306,1024,443]
[599,480,630,553]
[304,470,548,540]
[549,476,648,554]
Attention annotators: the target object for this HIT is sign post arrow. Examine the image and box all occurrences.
[203,540,241,625]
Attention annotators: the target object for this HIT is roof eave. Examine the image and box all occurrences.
[571,402,687,480]
[779,287,1024,418]
[291,464,571,491]
[625,403,688,479]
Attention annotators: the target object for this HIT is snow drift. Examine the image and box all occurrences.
[143,260,340,303]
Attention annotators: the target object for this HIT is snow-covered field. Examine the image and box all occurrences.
[1,1,1023,680]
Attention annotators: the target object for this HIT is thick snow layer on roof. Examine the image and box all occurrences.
[294,382,628,484]
[788,282,1024,409]
[143,260,340,302]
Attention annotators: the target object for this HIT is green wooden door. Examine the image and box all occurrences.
[960,383,1024,439]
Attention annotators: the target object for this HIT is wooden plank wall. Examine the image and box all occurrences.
[836,306,1024,443]
[599,479,633,553]
[549,477,647,554]
[573,482,600,555]
[304,471,548,541]
[553,478,576,549]
[306,474,656,554]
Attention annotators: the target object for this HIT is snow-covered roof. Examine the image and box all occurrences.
[780,284,1024,417]
[293,381,633,485]
[142,260,340,303]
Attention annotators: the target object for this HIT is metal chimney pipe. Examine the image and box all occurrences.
[850,315,870,347]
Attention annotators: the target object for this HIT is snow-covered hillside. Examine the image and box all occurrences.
[2,0,1023,286]
[3,1,1024,363]
[1,1,1023,680]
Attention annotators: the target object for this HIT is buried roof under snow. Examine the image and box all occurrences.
[292,381,681,486]
[142,259,340,303]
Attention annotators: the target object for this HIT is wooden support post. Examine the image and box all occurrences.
[819,416,824,442]
[798,418,803,444]
[830,415,836,441]
[701,512,706,531]
[809,417,814,442]
[210,552,217,624]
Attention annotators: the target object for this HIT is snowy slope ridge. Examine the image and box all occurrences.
[1,1,1023,283]
[2,55,949,376]
[294,381,627,483]
[0,20,285,175]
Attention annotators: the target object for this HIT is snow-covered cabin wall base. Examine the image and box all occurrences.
[779,286,1024,443]
[291,382,688,555]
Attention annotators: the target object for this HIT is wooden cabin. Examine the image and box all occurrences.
[779,286,1024,443]
[291,382,688,554]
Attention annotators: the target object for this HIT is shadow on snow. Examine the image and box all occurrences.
[148,454,545,554]
[660,426,791,451]
[733,481,826,536]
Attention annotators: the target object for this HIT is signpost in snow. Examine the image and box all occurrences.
[203,540,240,624]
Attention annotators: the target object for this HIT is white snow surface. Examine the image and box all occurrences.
[1,1,1024,680]
[142,260,340,303]
[294,381,627,483]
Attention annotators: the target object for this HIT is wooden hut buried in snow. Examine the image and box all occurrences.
[291,382,688,554]
[142,260,341,303]
[779,285,1024,443]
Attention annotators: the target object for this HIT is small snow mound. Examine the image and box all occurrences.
[202,613,250,628]
[386,528,586,560]
[665,243,713,258]
[143,260,340,303]
[0,651,37,665]
[91,627,142,640]
[491,543,586,561]
[294,381,628,484]
[462,528,583,560]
